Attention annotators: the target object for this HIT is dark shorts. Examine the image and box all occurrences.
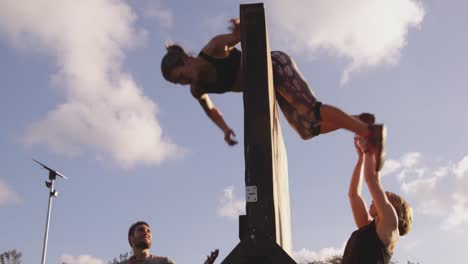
[271,51,322,139]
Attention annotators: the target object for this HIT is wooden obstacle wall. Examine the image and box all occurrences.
[221,3,296,264]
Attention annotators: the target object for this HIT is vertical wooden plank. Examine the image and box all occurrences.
[221,3,295,263]
[241,3,292,253]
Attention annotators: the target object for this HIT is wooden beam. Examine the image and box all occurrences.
[221,3,295,264]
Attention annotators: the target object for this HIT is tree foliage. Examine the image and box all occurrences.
[301,255,342,264]
[0,250,22,264]
[107,252,131,264]
[300,255,419,264]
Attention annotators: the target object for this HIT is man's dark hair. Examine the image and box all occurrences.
[128,221,150,247]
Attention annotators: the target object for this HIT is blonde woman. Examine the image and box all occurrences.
[342,136,413,263]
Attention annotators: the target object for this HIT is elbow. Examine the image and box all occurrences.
[298,131,314,140]
[348,191,360,199]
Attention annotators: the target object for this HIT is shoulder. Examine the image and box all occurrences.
[201,34,233,56]
[375,212,399,248]
[190,85,206,99]
[380,203,399,232]
[200,36,220,55]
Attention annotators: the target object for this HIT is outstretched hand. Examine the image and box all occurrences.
[228,18,240,33]
[354,135,364,157]
[204,249,219,264]
[224,128,238,146]
[355,135,373,154]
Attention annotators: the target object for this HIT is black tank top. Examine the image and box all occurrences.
[197,48,241,94]
[342,220,392,264]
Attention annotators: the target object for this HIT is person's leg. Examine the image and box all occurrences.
[271,50,384,171]
[275,91,321,140]
[321,111,375,134]
[320,104,368,135]
[271,50,321,140]
[318,102,385,172]
[271,51,373,137]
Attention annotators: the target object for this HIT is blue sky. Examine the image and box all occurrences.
[1,0,467,263]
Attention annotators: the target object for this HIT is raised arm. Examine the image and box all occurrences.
[361,140,399,243]
[349,136,372,228]
[197,93,237,146]
[227,18,240,45]
[202,18,240,56]
[203,249,219,264]
[215,18,240,48]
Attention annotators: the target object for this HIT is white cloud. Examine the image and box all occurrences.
[142,0,173,29]
[383,152,468,229]
[401,152,422,168]
[380,159,403,177]
[293,245,344,263]
[397,167,425,183]
[418,198,447,217]
[0,0,182,168]
[217,186,245,219]
[453,155,468,179]
[442,192,468,230]
[401,176,437,194]
[434,166,450,178]
[59,254,104,264]
[381,152,423,181]
[443,156,468,229]
[0,180,20,206]
[265,0,425,84]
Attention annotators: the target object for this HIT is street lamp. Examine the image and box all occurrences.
[33,159,67,264]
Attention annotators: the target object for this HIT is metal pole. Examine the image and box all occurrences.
[33,159,66,264]
[41,179,55,264]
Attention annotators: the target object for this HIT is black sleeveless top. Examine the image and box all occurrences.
[197,47,241,94]
[342,220,392,264]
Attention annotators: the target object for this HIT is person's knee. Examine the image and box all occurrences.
[314,101,323,121]
[298,132,310,140]
[297,125,320,140]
